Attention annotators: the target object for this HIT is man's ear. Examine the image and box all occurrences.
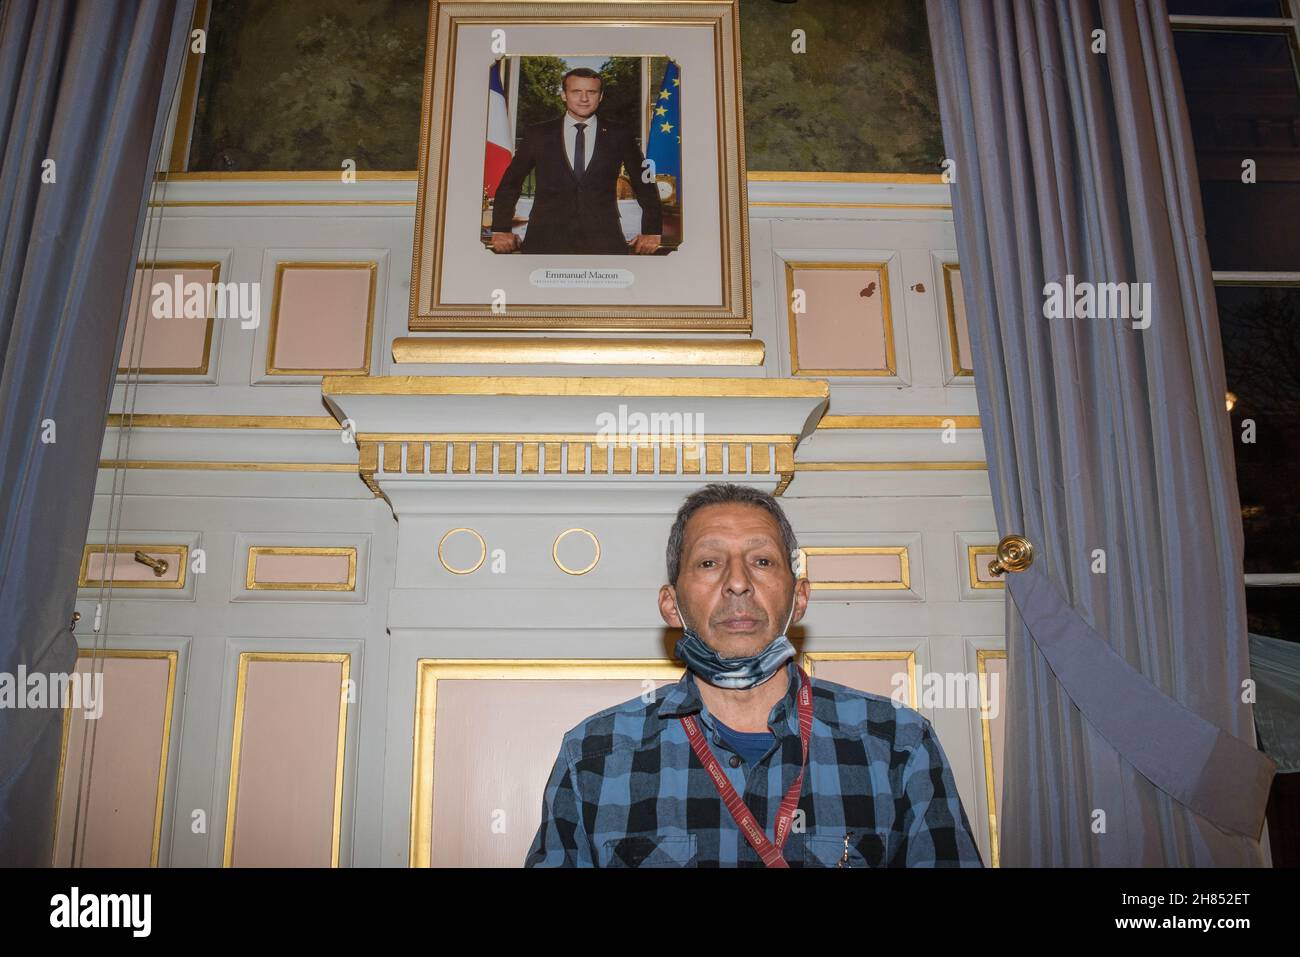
[791,577,811,625]
[658,584,682,628]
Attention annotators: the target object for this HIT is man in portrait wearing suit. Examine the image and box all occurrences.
[490,67,663,255]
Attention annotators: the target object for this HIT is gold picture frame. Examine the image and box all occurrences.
[409,0,750,332]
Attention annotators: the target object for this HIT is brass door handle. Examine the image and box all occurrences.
[134,550,168,577]
[988,535,1034,576]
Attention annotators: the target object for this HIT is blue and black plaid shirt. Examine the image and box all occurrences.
[525,659,985,867]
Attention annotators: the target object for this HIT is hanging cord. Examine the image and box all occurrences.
[70,29,189,868]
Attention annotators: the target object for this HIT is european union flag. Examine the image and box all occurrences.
[645,59,681,206]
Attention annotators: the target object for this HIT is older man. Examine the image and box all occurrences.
[525,483,984,867]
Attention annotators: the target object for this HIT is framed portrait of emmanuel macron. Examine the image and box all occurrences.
[409,0,750,332]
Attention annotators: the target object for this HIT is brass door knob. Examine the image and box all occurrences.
[988,535,1034,576]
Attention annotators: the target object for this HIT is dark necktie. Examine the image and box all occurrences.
[573,122,587,178]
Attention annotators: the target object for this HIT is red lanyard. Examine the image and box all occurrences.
[679,665,812,868]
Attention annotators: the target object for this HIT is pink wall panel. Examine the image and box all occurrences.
[973,549,1002,584]
[119,266,213,371]
[806,552,902,584]
[427,676,677,867]
[252,552,352,586]
[227,658,345,867]
[791,266,889,372]
[85,549,181,584]
[53,654,172,866]
[271,266,372,372]
[807,658,909,702]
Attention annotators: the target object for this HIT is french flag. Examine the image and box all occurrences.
[484,61,512,199]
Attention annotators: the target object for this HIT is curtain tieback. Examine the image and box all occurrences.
[1007,567,1276,839]
[988,535,1034,576]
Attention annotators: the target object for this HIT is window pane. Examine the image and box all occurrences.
[1246,587,1300,642]
[1169,0,1284,16]
[1218,284,1300,574]
[1174,30,1300,270]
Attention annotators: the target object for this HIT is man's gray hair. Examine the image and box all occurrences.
[665,483,799,586]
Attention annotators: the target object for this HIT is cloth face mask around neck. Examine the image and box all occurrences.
[673,597,797,690]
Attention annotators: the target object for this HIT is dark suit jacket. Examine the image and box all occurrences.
[490,115,662,255]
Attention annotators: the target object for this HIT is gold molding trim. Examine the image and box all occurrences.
[552,528,600,576]
[794,461,986,472]
[942,263,975,378]
[266,261,378,376]
[157,171,941,183]
[391,337,765,366]
[52,649,178,867]
[159,171,944,184]
[437,528,487,575]
[145,198,950,210]
[358,443,382,496]
[361,436,798,492]
[99,460,359,473]
[967,545,1005,590]
[162,171,421,181]
[117,261,220,376]
[749,171,945,184]
[323,375,828,399]
[409,658,685,868]
[355,431,796,444]
[106,414,339,430]
[976,649,1007,868]
[246,546,358,591]
[798,650,917,708]
[78,545,188,590]
[751,201,951,210]
[165,0,209,171]
[800,546,911,591]
[149,199,416,208]
[104,416,977,436]
[224,652,350,868]
[785,261,897,377]
[157,171,940,184]
[817,415,980,430]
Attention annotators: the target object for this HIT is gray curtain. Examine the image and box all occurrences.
[0,0,195,865]
[927,0,1276,865]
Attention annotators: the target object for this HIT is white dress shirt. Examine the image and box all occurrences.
[563,111,597,172]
